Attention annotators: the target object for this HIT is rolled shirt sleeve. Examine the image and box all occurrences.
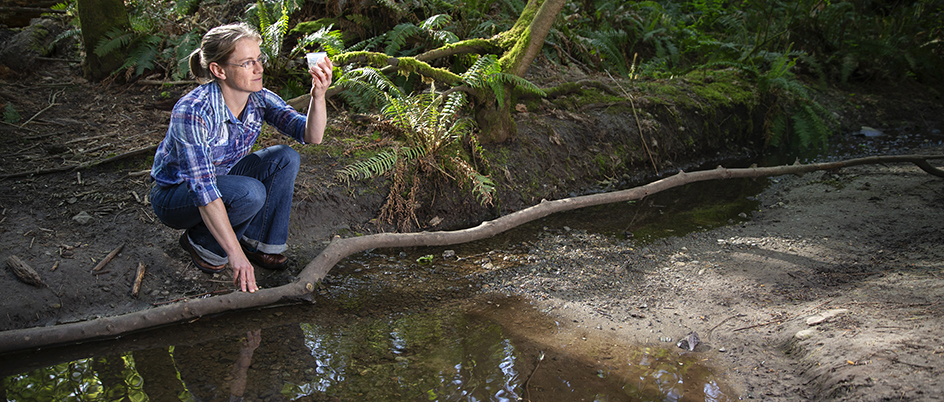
[151,83,308,206]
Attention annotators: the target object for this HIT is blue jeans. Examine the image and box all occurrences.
[150,145,300,265]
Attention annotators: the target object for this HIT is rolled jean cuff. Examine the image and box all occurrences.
[241,237,287,255]
[190,238,229,266]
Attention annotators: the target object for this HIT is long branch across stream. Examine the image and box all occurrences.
[0,171,769,401]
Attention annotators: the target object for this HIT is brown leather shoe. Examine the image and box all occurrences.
[179,233,225,274]
[242,245,288,270]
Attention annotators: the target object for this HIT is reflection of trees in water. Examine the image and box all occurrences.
[0,308,728,401]
[2,353,148,401]
[284,311,522,401]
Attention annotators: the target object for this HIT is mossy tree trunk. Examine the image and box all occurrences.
[474,0,565,143]
[76,0,130,81]
[317,0,567,144]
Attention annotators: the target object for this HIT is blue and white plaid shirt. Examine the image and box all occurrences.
[150,82,307,206]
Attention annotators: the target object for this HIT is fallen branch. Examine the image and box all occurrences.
[90,243,124,273]
[0,154,940,353]
[0,145,158,180]
[19,90,63,128]
[131,263,146,297]
[6,255,45,288]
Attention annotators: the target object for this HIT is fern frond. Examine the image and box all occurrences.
[335,146,426,183]
[94,28,133,57]
[335,67,401,112]
[449,156,495,206]
[420,14,459,45]
[384,23,422,56]
[127,35,162,76]
[293,25,345,56]
[791,102,830,149]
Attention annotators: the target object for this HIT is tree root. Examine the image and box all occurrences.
[0,154,941,353]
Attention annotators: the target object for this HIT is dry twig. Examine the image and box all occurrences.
[91,243,124,273]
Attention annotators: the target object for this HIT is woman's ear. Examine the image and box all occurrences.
[208,62,226,81]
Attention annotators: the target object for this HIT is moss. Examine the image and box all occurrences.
[290,19,337,35]
[593,154,609,175]
[684,69,758,107]
[335,51,394,67]
[440,38,496,52]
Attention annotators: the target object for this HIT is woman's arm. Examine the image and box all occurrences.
[304,57,333,144]
[198,198,257,292]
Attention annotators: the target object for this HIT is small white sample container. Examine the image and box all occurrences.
[306,52,327,69]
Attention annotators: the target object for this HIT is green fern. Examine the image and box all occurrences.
[382,15,459,56]
[121,34,162,76]
[247,0,299,70]
[791,102,830,149]
[336,146,425,184]
[384,23,423,55]
[462,54,545,105]
[334,67,403,112]
[293,25,346,57]
[94,28,134,57]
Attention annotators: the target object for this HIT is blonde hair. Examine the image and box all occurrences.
[188,22,262,83]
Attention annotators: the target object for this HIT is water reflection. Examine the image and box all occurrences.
[1,297,733,401]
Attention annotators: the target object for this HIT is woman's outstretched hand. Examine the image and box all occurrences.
[309,57,333,99]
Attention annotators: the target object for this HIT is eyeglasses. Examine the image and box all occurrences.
[226,54,268,69]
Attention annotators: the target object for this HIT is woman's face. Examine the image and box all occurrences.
[214,37,264,95]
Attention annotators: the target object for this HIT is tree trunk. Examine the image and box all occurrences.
[475,0,566,143]
[0,154,940,353]
[76,0,130,81]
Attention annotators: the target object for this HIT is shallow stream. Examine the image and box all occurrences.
[1,129,941,401]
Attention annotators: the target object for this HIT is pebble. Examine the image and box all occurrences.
[795,329,817,340]
[72,211,94,225]
[806,309,850,326]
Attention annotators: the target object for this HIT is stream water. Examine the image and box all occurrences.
[1,130,941,401]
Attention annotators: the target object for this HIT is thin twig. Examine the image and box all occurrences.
[707,313,746,341]
[524,351,544,401]
[734,319,782,332]
[19,90,64,128]
[0,145,158,180]
[91,243,124,272]
[606,68,658,173]
[152,289,233,306]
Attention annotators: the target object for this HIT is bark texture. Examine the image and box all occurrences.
[76,0,130,80]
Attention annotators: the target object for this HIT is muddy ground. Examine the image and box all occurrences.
[2,39,944,400]
[489,157,944,400]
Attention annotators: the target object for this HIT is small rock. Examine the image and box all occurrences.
[676,331,699,351]
[795,329,817,340]
[442,250,457,260]
[806,309,850,326]
[72,211,94,225]
[858,126,883,137]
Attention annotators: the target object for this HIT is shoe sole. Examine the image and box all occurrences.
[179,234,226,274]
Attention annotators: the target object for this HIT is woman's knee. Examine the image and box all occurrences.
[266,144,300,171]
[218,176,266,212]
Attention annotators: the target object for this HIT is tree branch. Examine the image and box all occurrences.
[0,154,941,353]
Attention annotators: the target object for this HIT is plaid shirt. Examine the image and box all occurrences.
[151,82,307,206]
